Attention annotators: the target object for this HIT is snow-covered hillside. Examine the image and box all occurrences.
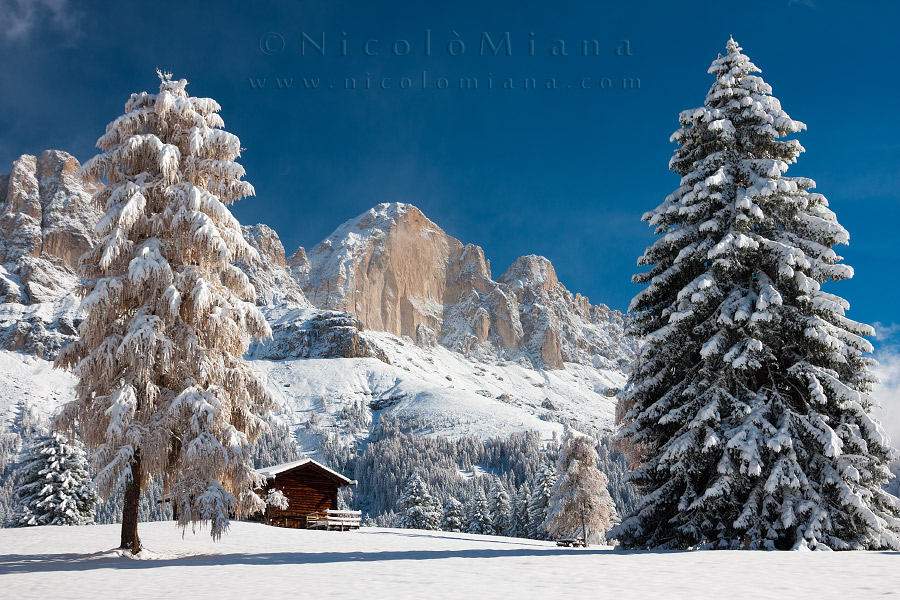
[0,350,75,432]
[1,521,896,600]
[254,328,624,448]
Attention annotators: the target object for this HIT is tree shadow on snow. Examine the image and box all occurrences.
[0,546,617,574]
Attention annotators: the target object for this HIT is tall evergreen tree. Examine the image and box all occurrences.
[13,431,99,527]
[614,38,900,550]
[527,465,557,540]
[55,71,274,553]
[396,474,440,530]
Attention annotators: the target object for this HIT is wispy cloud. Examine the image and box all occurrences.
[874,321,900,344]
[0,0,81,43]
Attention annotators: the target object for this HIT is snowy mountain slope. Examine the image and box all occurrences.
[239,224,310,307]
[0,349,75,433]
[2,521,896,600]
[252,329,623,450]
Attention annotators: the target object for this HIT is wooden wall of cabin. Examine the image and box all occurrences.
[261,467,339,527]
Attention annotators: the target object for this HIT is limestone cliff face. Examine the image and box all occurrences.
[294,204,492,339]
[0,150,102,304]
[294,203,634,369]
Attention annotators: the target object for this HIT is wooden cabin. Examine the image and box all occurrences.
[256,458,358,529]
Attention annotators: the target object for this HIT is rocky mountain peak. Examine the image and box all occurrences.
[294,203,634,370]
[499,254,559,294]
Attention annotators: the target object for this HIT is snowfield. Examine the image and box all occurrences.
[0,349,76,430]
[0,521,897,599]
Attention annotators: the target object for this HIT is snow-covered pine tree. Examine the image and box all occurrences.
[547,434,614,546]
[55,71,274,553]
[439,496,464,532]
[511,482,530,538]
[13,431,99,527]
[527,465,557,540]
[613,38,900,550]
[465,487,493,535]
[396,474,440,530]
[488,478,512,536]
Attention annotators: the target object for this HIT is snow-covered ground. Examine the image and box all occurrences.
[0,521,896,599]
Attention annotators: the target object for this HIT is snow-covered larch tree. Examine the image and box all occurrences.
[55,71,274,553]
[13,430,99,527]
[547,434,614,546]
[613,38,900,550]
[396,474,440,530]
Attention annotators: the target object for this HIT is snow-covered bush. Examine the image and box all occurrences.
[265,489,289,510]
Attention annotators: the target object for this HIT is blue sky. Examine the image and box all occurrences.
[0,0,897,338]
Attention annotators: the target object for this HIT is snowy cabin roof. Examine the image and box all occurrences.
[257,458,356,486]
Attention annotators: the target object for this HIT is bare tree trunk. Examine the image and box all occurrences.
[120,450,142,554]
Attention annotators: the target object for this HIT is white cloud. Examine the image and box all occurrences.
[873,344,900,448]
[0,0,81,43]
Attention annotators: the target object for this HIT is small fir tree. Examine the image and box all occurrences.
[547,434,614,546]
[511,482,530,538]
[614,38,900,550]
[13,431,99,526]
[439,496,464,532]
[465,487,493,535]
[488,478,512,536]
[396,474,440,530]
[527,465,557,540]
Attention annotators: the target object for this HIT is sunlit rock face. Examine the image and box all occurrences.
[293,202,634,370]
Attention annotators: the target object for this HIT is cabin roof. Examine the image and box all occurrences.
[257,458,356,486]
